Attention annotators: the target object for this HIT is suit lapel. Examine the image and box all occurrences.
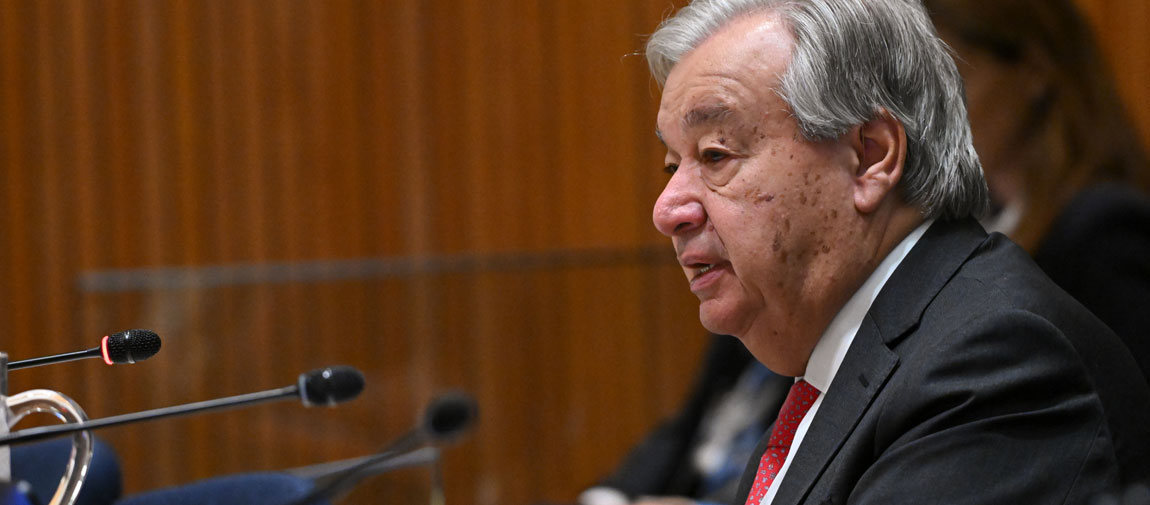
[769,318,897,505]
[864,218,988,347]
[739,218,990,505]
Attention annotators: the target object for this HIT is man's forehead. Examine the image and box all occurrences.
[655,11,793,141]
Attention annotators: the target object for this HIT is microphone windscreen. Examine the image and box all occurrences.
[423,391,478,442]
[101,329,162,365]
[299,366,365,407]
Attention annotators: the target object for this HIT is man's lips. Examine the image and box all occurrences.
[691,262,719,280]
[686,260,729,290]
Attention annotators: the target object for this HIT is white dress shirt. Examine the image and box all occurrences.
[758,220,933,505]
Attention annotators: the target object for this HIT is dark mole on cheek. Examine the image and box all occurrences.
[830,209,838,219]
[789,154,793,159]
[748,188,776,203]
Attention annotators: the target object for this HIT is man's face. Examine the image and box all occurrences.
[652,12,862,374]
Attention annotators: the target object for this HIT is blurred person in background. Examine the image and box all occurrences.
[926,0,1150,379]
[578,335,789,505]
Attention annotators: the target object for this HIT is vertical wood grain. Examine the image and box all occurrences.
[1075,0,1150,152]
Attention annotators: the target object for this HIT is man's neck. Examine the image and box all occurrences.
[803,216,933,387]
[789,204,925,376]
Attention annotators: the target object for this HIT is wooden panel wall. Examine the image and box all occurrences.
[0,1,704,504]
[1077,0,1150,153]
[0,1,1145,505]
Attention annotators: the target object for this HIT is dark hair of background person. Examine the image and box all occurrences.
[925,0,1150,252]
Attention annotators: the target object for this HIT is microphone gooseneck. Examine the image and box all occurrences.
[0,365,365,447]
[286,391,480,505]
[8,329,163,371]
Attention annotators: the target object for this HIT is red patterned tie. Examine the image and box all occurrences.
[743,379,821,505]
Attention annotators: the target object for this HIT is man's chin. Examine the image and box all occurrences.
[697,301,742,337]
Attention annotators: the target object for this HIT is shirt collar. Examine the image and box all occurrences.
[801,219,933,392]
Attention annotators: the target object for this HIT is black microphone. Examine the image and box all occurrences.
[285,391,479,505]
[7,329,162,370]
[422,391,479,442]
[0,365,365,447]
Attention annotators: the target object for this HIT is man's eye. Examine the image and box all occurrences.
[702,150,728,163]
[664,163,679,175]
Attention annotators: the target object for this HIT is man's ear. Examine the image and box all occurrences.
[850,109,906,214]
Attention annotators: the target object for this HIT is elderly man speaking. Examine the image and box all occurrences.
[644,0,1150,504]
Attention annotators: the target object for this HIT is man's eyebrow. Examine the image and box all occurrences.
[682,103,734,130]
[654,103,735,147]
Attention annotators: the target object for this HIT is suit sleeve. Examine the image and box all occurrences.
[1034,185,1150,383]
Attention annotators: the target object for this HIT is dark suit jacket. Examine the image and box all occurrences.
[736,218,1150,505]
[1033,183,1150,383]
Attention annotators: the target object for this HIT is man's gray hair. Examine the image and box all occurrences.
[647,0,989,220]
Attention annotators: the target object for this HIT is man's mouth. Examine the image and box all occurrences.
[690,261,728,283]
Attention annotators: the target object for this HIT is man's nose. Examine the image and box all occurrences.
[652,171,705,237]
